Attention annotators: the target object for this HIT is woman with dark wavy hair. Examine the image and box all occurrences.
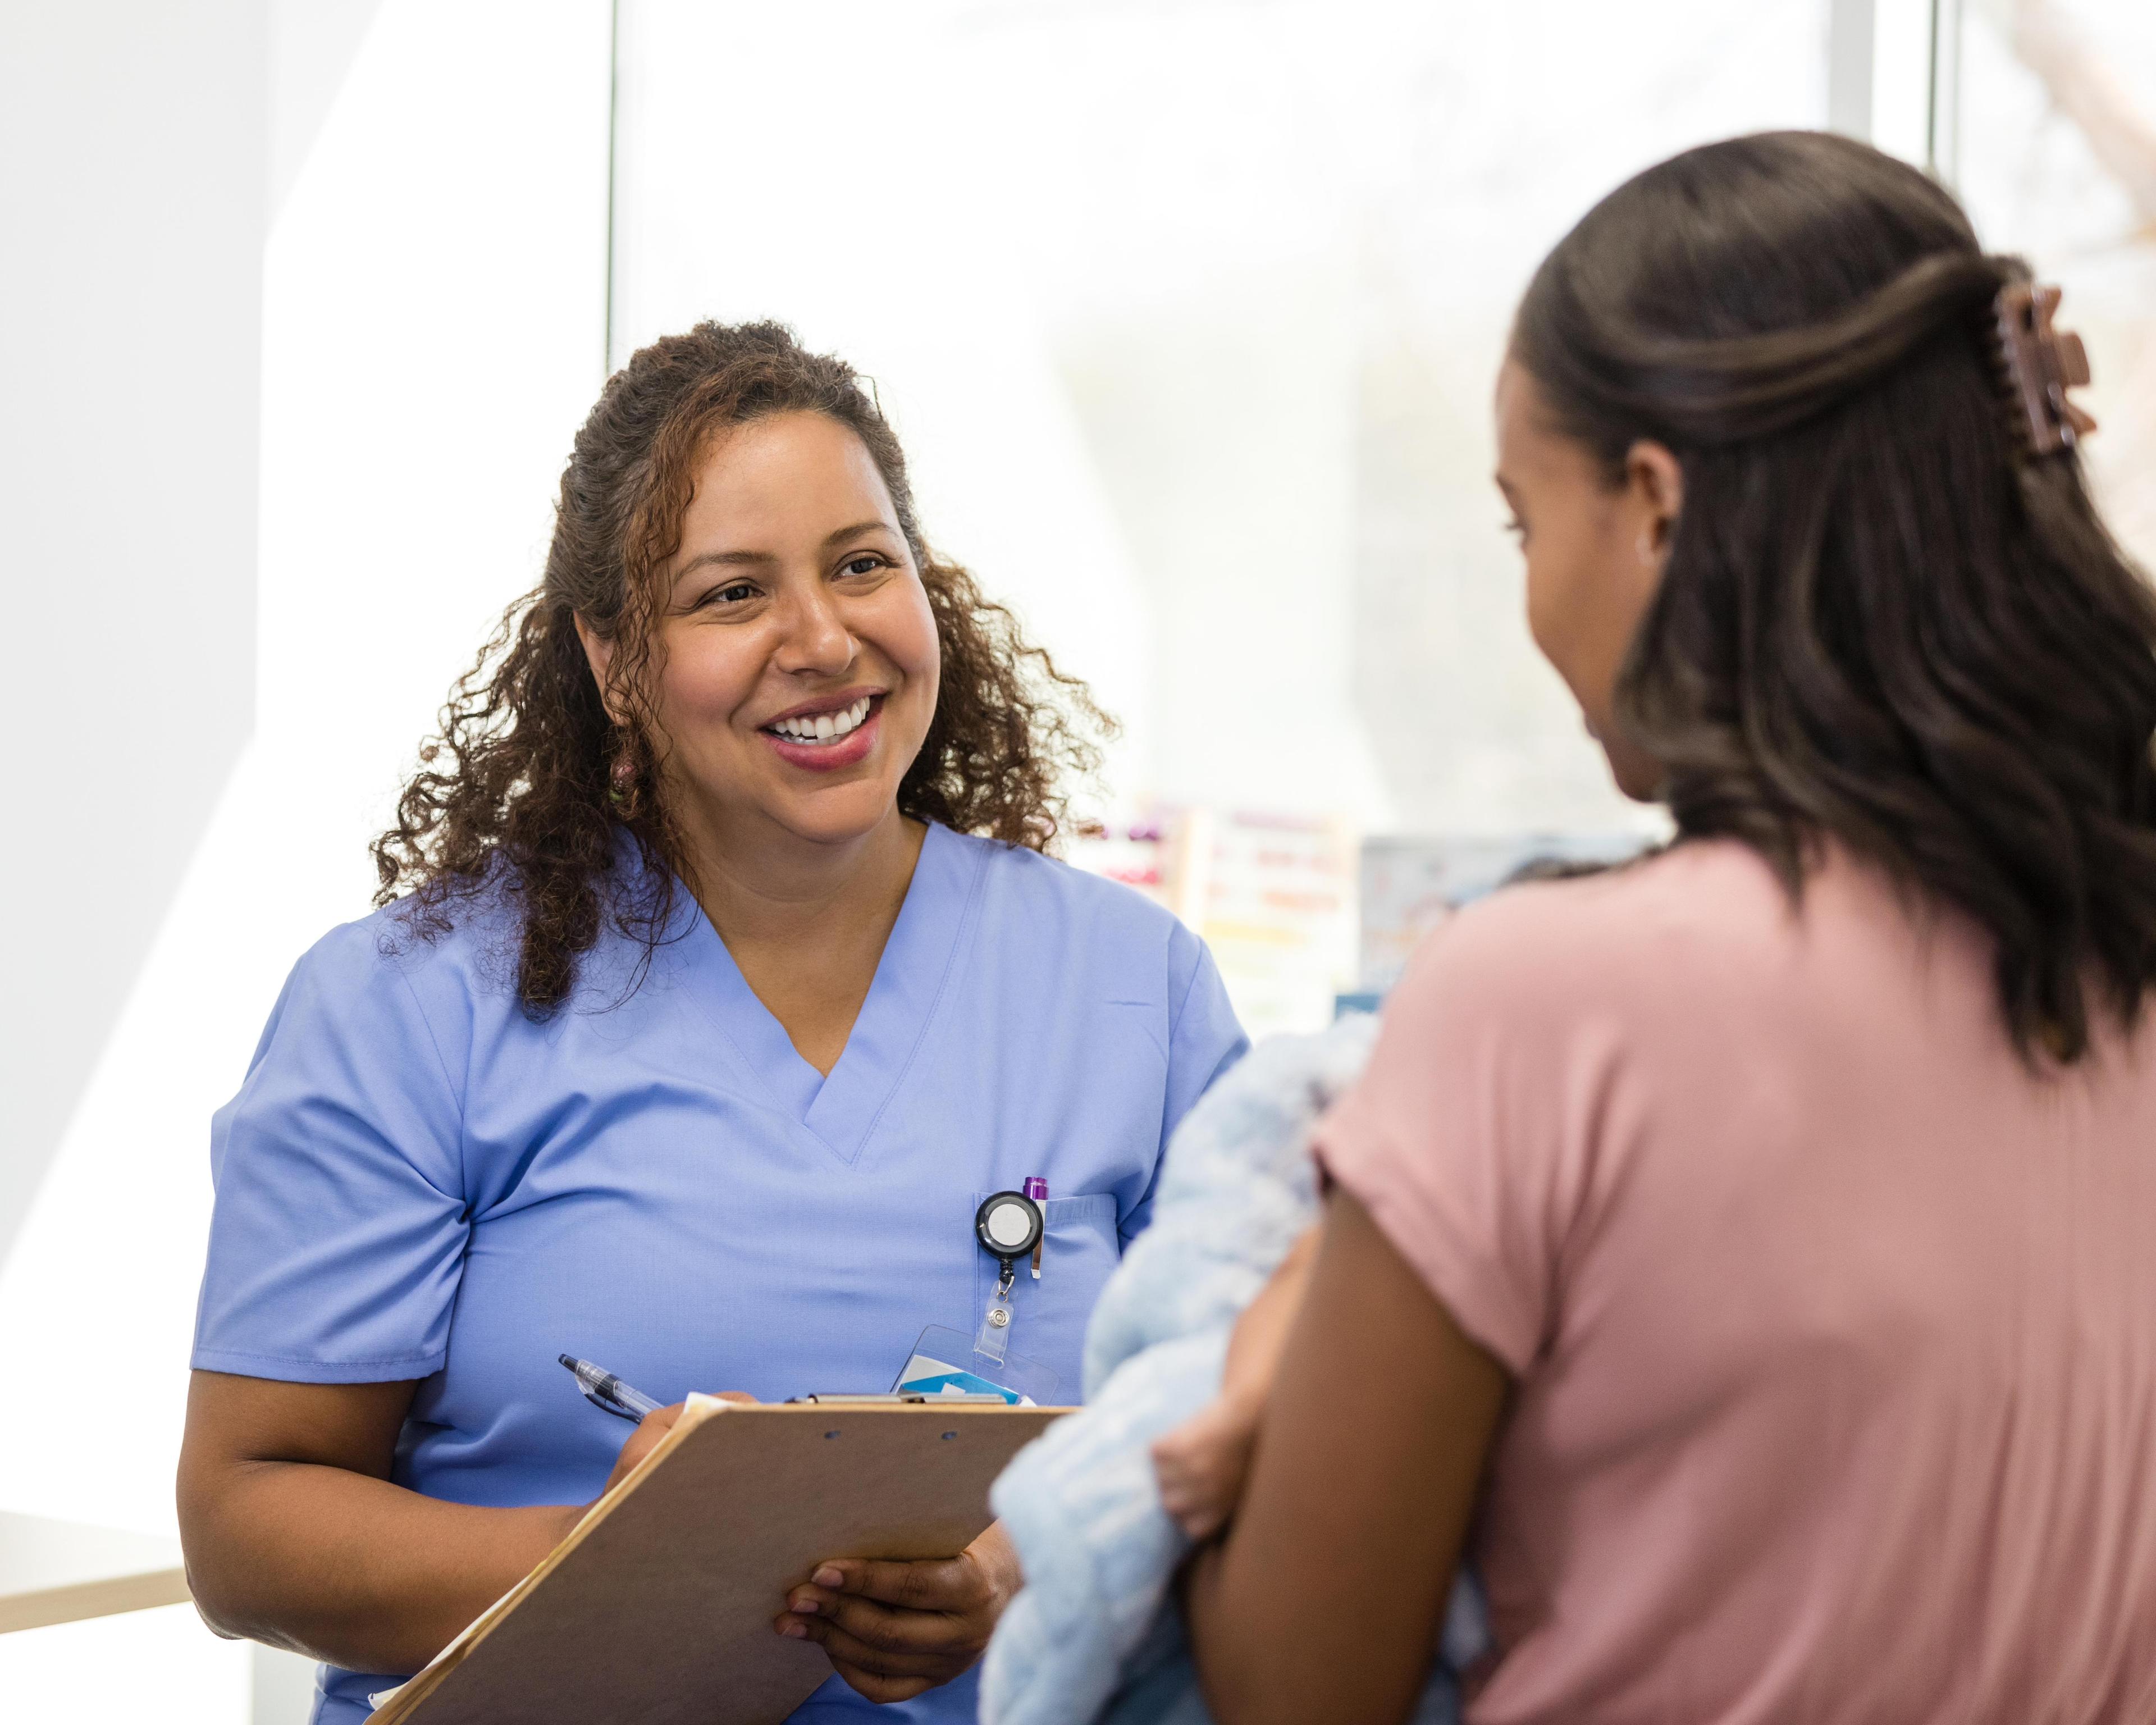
[1170,133,2156,1723]
[177,322,1246,1724]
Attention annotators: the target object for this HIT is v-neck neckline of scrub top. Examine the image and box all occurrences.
[669,822,989,1166]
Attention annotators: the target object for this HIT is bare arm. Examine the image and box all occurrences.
[1182,1188,1509,1725]
[177,1371,583,1674]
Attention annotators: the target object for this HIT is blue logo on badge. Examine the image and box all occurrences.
[896,1357,1027,1404]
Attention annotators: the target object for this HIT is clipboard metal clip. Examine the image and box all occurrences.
[788,1392,1011,1405]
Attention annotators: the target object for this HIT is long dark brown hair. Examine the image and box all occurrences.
[373,321,1110,1013]
[1512,131,2156,1061]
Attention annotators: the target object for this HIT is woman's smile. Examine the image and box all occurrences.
[760,690,887,772]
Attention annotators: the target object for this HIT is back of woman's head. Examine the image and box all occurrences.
[1513,129,2156,1061]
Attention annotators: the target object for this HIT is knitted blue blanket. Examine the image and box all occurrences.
[981,1016,1485,1725]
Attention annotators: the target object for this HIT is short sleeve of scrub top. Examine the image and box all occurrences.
[193,823,1248,1725]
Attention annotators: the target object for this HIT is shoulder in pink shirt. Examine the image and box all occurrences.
[1318,838,2156,1724]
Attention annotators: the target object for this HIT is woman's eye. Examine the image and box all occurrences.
[840,554,887,578]
[707,581,759,606]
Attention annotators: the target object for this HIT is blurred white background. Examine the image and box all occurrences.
[2,1,2147,1717]
[613,0,1828,836]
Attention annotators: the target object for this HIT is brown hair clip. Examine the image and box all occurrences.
[1994,282,2097,457]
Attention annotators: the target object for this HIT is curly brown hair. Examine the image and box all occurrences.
[373,320,1112,1014]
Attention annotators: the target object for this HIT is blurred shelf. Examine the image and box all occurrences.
[0,1512,190,1634]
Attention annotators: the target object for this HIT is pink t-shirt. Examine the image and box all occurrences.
[1317,839,2156,1724]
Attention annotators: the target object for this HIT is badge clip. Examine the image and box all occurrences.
[973,1191,1043,1362]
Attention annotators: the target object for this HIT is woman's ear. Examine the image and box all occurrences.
[573,614,624,724]
[1625,439,1685,561]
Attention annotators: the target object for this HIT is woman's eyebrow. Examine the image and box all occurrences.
[674,546,774,577]
[673,519,898,580]
[821,518,899,548]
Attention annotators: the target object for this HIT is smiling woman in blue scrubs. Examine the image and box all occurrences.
[176,321,1246,1724]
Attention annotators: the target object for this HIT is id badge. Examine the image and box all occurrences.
[896,1325,1059,1406]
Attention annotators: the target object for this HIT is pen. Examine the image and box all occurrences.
[558,1353,663,1422]
[1024,1176,1048,1278]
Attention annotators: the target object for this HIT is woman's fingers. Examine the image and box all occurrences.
[599,1392,756,1499]
[775,1604,970,1706]
[600,1402,684,1497]
[773,1538,1016,1698]
[772,1548,1002,1697]
[776,1605,957,1671]
[782,1585,967,1653]
[636,1403,686,1440]
[806,1554,988,1614]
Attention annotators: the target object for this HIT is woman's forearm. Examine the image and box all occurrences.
[185,1458,580,1674]
[179,1371,586,1676]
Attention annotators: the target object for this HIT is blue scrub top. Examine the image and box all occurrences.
[192,823,1246,1725]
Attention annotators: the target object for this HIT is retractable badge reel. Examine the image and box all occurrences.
[893,1179,1061,1404]
[972,1189,1044,1363]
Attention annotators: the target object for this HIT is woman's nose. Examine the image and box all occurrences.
[773,585,856,677]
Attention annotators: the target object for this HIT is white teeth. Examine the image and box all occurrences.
[773,697,873,743]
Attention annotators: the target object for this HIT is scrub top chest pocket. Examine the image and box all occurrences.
[972,1192,1121,1388]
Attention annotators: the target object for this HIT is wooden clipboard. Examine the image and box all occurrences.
[369,1395,1066,1725]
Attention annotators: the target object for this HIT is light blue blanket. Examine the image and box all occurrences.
[981,1017,1486,1725]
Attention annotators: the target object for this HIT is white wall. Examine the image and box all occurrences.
[0,0,267,1268]
[0,2,612,1718]
[1,7,268,1708]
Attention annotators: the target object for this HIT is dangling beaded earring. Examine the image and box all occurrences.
[609,737,638,813]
